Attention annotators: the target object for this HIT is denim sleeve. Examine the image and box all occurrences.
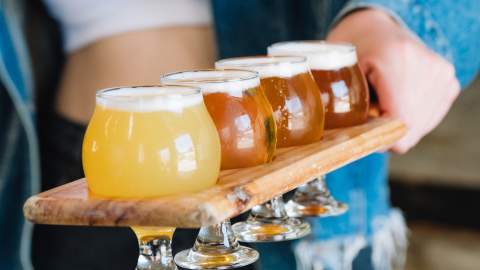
[334,0,480,88]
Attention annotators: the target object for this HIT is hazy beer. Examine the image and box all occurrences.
[83,86,221,198]
[161,69,276,170]
[268,41,369,129]
[82,85,222,269]
[216,56,324,147]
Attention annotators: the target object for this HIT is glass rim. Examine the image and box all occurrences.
[215,55,307,68]
[268,40,356,53]
[96,84,202,101]
[160,69,259,84]
[95,85,204,112]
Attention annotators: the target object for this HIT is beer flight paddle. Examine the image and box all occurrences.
[24,118,404,226]
[24,41,406,270]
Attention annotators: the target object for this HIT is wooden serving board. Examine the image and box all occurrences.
[24,117,405,228]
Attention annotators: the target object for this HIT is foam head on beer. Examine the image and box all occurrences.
[160,69,260,95]
[96,85,203,113]
[267,41,358,71]
[215,56,309,78]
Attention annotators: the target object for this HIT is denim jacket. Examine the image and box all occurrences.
[211,0,479,269]
[0,0,479,269]
[0,0,40,269]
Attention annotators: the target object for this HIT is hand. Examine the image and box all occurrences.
[327,9,460,153]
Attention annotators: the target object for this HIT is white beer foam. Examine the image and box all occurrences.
[160,70,260,94]
[96,86,203,112]
[215,56,308,78]
[268,41,357,70]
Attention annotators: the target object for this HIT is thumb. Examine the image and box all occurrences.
[358,56,387,116]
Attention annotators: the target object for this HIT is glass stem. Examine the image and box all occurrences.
[250,195,288,220]
[194,220,239,253]
[175,220,259,269]
[296,175,329,194]
[137,237,177,270]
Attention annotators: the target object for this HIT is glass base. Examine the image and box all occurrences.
[286,176,348,218]
[136,237,177,270]
[174,245,258,269]
[285,193,348,217]
[137,254,177,270]
[232,217,311,242]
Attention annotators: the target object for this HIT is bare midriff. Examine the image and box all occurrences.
[55,26,216,124]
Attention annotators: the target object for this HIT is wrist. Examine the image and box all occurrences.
[352,8,396,24]
[328,8,400,42]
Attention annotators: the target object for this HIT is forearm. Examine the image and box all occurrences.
[56,25,216,123]
[336,0,480,87]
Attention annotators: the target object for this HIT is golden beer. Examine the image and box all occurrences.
[83,86,221,198]
[268,41,369,129]
[216,56,324,147]
[161,69,276,170]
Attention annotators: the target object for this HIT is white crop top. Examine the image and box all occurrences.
[43,0,212,52]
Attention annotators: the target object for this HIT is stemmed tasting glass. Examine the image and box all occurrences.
[161,70,276,269]
[216,55,325,242]
[268,41,369,217]
[82,85,222,270]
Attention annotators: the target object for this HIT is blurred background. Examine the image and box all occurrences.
[389,76,480,270]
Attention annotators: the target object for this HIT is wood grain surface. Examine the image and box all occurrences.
[23,117,405,228]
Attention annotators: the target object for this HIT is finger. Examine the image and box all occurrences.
[422,78,460,135]
[390,132,418,154]
[394,77,459,154]
[358,56,376,76]
[363,59,400,116]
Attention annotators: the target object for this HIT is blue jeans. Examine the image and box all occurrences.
[253,154,408,270]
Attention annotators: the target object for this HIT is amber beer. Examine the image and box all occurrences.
[161,69,276,170]
[162,70,269,269]
[216,56,324,147]
[268,41,369,129]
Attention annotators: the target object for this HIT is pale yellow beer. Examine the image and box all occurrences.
[83,86,221,198]
[82,85,221,268]
[82,85,221,251]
